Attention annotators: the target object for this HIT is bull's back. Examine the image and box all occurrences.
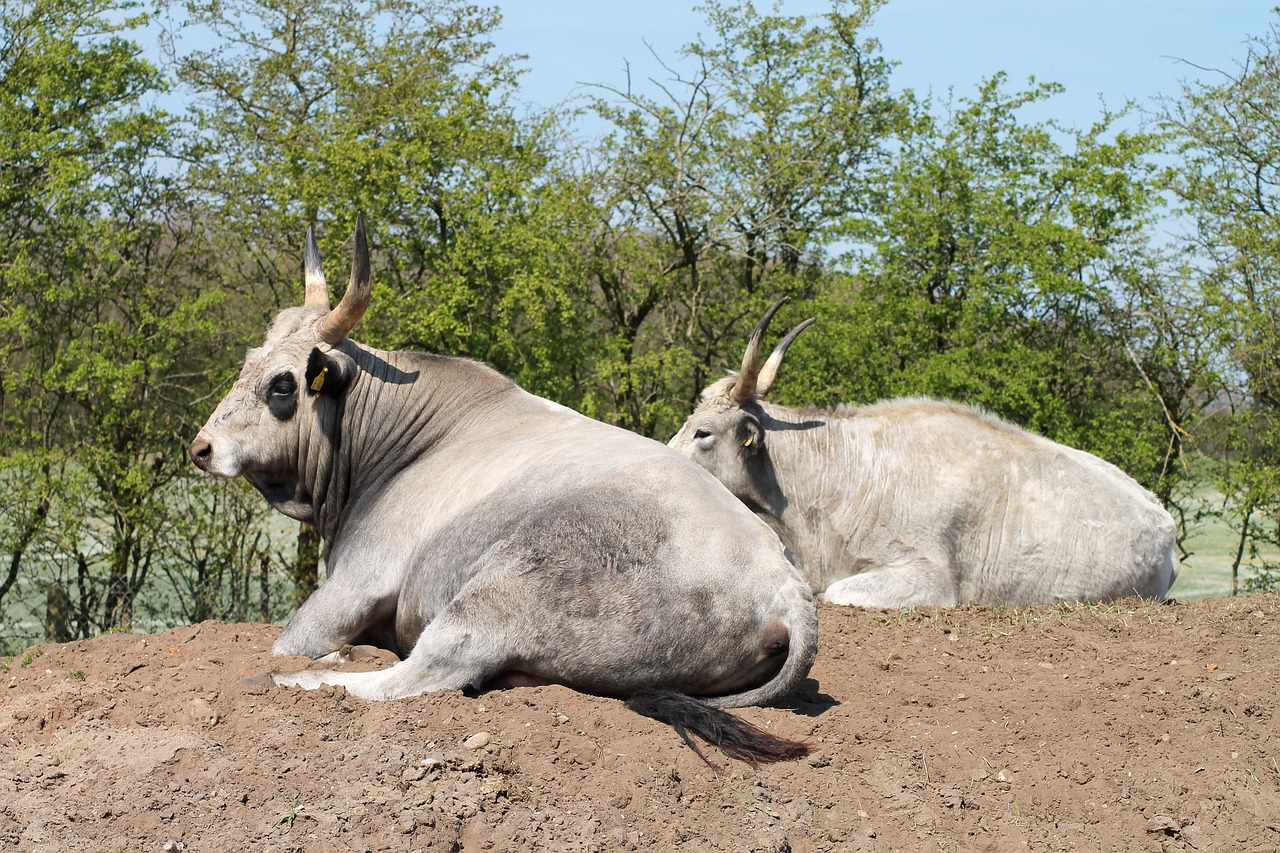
[777,399,1176,601]
[881,406,1177,602]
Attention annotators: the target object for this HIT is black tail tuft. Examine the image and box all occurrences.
[625,689,811,766]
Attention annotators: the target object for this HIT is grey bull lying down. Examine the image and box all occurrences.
[189,217,818,764]
[669,300,1179,608]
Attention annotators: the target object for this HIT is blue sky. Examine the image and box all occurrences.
[490,1,1276,131]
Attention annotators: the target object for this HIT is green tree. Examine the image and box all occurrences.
[0,0,226,644]
[157,477,295,624]
[578,0,905,436]
[1159,11,1280,590]
[782,75,1173,486]
[169,0,582,388]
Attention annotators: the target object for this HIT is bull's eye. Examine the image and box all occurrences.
[267,372,298,421]
[693,428,712,440]
[269,373,297,398]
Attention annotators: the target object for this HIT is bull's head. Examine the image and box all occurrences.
[669,300,814,511]
[188,215,372,521]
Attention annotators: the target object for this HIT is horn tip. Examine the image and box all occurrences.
[304,226,322,262]
[351,213,370,282]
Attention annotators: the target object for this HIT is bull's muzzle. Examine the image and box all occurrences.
[189,436,213,471]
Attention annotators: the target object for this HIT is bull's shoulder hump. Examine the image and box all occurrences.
[459,387,686,469]
[757,397,996,438]
[817,397,1041,443]
[757,396,977,425]
[834,396,993,425]
[365,347,518,391]
[511,388,667,442]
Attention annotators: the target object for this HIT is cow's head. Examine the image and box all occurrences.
[188,215,372,521]
[669,300,814,513]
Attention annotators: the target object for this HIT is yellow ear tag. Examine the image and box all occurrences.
[310,366,328,392]
[743,435,753,448]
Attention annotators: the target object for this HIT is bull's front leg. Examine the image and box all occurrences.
[272,573,398,660]
[820,555,957,608]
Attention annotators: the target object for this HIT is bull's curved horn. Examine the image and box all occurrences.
[317,213,371,345]
[756,317,816,398]
[732,298,788,404]
[303,226,329,308]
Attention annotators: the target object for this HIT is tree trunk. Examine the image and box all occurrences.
[1230,505,1252,597]
[292,522,321,607]
[43,583,72,643]
[259,554,271,622]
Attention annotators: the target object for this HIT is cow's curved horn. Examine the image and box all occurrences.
[756,317,815,397]
[303,226,329,308]
[317,213,371,345]
[733,298,788,404]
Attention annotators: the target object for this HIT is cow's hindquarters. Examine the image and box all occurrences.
[697,582,818,710]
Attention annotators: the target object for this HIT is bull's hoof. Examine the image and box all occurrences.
[311,643,395,665]
[340,643,395,663]
[271,670,332,690]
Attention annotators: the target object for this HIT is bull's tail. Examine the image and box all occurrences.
[625,690,810,765]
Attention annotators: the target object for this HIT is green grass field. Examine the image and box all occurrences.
[1173,525,1239,599]
[1170,498,1280,601]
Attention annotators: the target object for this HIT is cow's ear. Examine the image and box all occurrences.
[740,418,764,455]
[305,346,354,397]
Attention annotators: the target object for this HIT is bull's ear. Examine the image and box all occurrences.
[740,418,764,455]
[305,346,354,397]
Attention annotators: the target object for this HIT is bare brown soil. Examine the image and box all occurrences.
[2,595,1278,852]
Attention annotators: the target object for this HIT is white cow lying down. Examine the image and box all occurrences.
[669,300,1179,608]
[190,218,818,764]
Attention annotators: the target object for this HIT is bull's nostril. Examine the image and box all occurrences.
[190,438,213,470]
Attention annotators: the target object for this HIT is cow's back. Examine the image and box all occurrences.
[766,398,1177,604]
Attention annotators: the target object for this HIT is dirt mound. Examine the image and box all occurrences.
[3,595,1278,851]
